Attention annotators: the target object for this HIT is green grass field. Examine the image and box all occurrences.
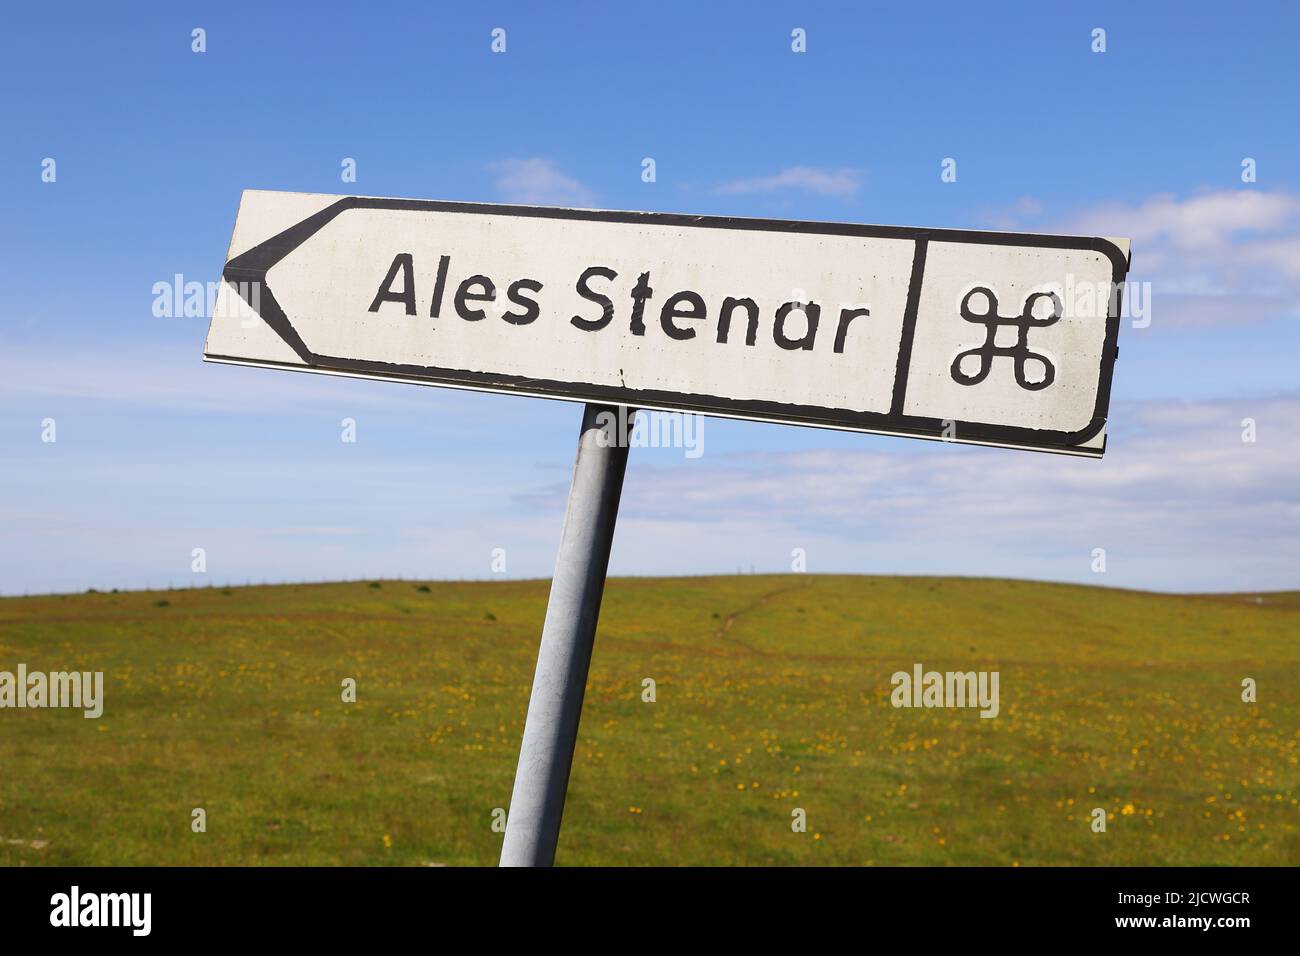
[1,575,1297,866]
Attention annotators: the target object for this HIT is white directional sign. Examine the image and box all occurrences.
[206,190,1130,456]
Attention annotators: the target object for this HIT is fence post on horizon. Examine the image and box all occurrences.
[499,403,633,866]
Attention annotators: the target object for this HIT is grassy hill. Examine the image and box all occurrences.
[1,575,1297,866]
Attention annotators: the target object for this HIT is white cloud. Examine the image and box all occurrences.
[987,189,1300,327]
[489,158,596,207]
[600,393,1300,591]
[1069,190,1300,252]
[3,383,1293,593]
[715,166,864,198]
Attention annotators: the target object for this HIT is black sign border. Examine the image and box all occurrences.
[216,195,1129,456]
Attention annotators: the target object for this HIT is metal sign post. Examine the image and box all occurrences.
[499,404,632,866]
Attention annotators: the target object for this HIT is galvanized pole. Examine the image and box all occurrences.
[500,403,633,866]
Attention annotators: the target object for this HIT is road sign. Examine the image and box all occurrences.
[206,190,1130,457]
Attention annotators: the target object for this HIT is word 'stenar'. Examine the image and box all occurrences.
[207,191,1130,456]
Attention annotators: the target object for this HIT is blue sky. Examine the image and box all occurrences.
[2,0,1298,594]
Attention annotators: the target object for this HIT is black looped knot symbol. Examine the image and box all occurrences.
[951,287,1061,392]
